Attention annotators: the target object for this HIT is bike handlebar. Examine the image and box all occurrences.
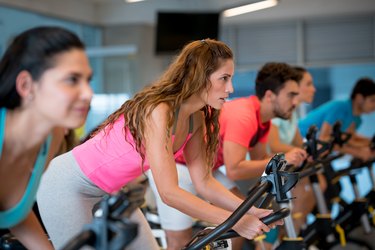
[182,180,273,250]
[215,208,290,241]
[183,155,297,250]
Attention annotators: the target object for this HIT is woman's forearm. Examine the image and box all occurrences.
[197,175,243,211]
[161,184,234,225]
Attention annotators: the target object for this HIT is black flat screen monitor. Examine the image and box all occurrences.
[155,12,220,54]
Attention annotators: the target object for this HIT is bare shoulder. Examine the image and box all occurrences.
[152,102,170,114]
[147,102,172,129]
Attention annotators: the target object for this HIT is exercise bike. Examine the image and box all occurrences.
[297,124,373,250]
[183,154,298,250]
[60,182,147,250]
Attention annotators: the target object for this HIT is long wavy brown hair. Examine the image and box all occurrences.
[94,39,233,173]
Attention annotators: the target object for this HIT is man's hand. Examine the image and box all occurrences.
[355,146,375,162]
[285,148,307,166]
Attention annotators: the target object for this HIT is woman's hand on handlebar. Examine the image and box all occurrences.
[248,206,271,217]
[249,207,284,228]
[232,214,270,240]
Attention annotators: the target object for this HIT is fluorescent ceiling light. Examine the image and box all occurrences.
[223,0,278,17]
[125,0,145,3]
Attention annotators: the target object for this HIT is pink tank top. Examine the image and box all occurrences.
[73,115,192,194]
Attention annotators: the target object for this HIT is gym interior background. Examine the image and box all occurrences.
[1,0,375,205]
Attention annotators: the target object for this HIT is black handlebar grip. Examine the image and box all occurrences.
[260,208,290,225]
[215,208,291,241]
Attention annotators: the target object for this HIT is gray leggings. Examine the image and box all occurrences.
[37,151,159,250]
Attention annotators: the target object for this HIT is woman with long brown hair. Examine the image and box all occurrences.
[37,39,274,249]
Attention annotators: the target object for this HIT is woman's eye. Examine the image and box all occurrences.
[66,75,79,84]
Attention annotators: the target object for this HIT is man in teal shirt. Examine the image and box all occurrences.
[299,77,375,161]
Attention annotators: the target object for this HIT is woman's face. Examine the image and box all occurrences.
[298,72,316,104]
[32,48,93,129]
[201,59,234,110]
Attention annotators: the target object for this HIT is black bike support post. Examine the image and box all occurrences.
[278,202,297,236]
[253,158,301,250]
[262,154,298,245]
[365,158,375,226]
[365,134,375,208]
[276,164,325,250]
[303,125,332,213]
[330,123,372,234]
[302,125,332,215]
[61,195,110,250]
[266,154,298,239]
[304,122,371,248]
[276,197,306,250]
[368,160,375,193]
[299,125,337,246]
[260,154,304,250]
[275,164,326,250]
[61,184,144,250]
[349,168,372,234]
[294,123,374,249]
[60,231,96,250]
[366,159,375,206]
[184,180,272,250]
[367,139,375,211]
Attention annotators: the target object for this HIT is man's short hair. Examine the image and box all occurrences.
[255,62,301,99]
[350,77,375,100]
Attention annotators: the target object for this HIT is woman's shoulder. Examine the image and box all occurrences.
[153,102,170,112]
[145,103,174,131]
[149,102,171,119]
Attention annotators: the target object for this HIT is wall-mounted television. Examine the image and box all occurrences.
[155,12,220,55]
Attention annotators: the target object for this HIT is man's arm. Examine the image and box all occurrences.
[268,124,295,153]
[346,124,372,147]
[292,128,304,148]
[223,139,307,180]
[268,125,307,166]
[223,141,270,180]
[350,133,372,146]
[318,122,333,142]
[321,122,374,161]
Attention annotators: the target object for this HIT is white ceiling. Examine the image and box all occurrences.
[1,0,375,26]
